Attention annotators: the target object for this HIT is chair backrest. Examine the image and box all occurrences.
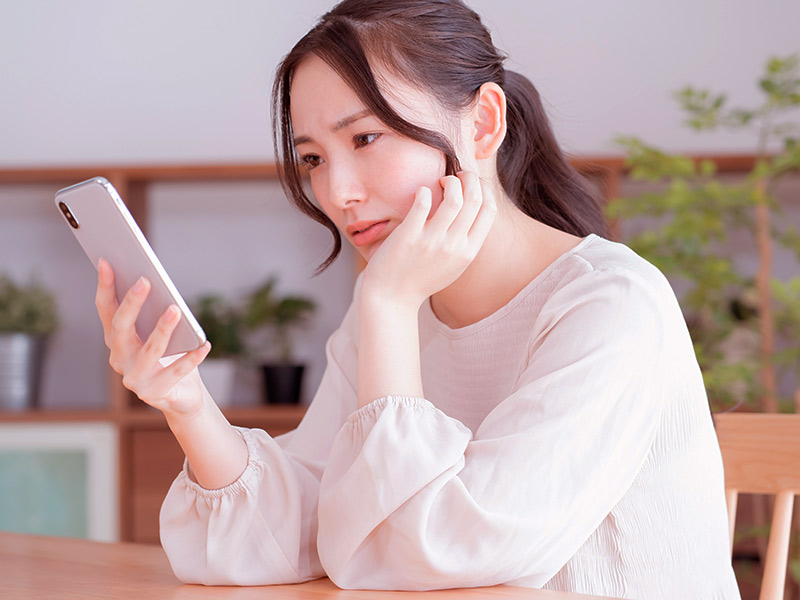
[715,413,800,600]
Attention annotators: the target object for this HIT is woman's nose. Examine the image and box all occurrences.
[327,159,367,209]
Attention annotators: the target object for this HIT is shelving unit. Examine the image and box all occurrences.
[0,163,300,543]
[0,155,762,542]
[0,405,304,543]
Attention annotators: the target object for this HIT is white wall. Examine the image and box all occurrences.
[0,1,797,409]
[1,0,798,165]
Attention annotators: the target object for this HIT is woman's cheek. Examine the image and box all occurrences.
[385,145,446,218]
[396,174,446,221]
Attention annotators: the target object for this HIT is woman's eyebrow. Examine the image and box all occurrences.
[333,109,372,131]
[293,109,373,147]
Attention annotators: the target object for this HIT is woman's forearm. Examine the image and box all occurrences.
[357,287,424,408]
[164,389,249,490]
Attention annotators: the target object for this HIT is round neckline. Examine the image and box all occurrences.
[421,233,600,338]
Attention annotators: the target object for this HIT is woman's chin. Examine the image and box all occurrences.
[360,240,385,262]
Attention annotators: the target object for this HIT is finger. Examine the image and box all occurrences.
[138,304,181,362]
[467,178,498,246]
[447,171,483,236]
[95,258,120,343]
[109,276,151,345]
[400,186,433,232]
[149,342,212,392]
[428,175,464,235]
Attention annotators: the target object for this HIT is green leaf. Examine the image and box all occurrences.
[241,277,316,362]
[725,108,755,127]
[759,54,800,106]
[614,136,696,180]
[192,294,244,359]
[673,86,727,130]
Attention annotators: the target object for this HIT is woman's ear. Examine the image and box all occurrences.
[472,82,507,160]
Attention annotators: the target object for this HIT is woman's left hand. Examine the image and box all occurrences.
[361,170,497,308]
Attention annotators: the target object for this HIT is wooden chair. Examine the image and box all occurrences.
[715,413,800,600]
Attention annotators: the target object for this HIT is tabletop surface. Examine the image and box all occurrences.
[0,532,616,599]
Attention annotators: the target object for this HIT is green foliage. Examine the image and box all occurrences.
[773,278,800,396]
[192,278,317,364]
[0,275,59,336]
[242,277,317,363]
[607,54,800,413]
[192,295,245,359]
[761,55,800,108]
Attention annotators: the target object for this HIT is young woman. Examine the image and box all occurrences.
[94,1,740,597]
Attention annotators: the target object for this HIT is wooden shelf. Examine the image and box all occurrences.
[0,162,280,184]
[0,409,114,423]
[120,404,307,427]
[0,403,307,543]
[0,405,306,425]
[0,153,763,184]
[0,162,305,542]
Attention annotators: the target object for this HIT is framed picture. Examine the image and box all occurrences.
[0,422,118,542]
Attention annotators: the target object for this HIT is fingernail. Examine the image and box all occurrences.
[133,277,146,293]
[166,305,179,321]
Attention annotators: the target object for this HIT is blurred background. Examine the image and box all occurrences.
[0,2,798,596]
[0,0,797,410]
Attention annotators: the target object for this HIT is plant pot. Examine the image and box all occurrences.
[0,333,46,412]
[261,363,305,405]
[198,358,238,408]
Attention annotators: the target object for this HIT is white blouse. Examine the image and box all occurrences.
[160,234,741,599]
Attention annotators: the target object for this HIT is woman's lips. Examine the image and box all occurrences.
[350,220,389,247]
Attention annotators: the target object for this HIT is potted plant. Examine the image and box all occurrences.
[192,294,245,408]
[0,275,59,411]
[242,277,316,405]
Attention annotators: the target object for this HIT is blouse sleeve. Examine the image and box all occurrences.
[159,295,360,585]
[316,267,668,590]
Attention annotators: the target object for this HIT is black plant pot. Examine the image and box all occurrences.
[261,363,305,405]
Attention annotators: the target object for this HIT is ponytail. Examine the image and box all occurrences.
[499,70,609,238]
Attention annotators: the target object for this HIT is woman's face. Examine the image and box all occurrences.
[289,55,454,261]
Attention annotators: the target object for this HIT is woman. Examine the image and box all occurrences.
[94,1,740,597]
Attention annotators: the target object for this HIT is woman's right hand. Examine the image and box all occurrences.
[361,171,496,309]
[95,258,212,419]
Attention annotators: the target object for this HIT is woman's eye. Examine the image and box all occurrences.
[354,133,380,148]
[300,154,322,169]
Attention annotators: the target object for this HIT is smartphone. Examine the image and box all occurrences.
[55,177,206,357]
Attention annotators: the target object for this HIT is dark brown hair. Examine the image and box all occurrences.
[272,0,609,273]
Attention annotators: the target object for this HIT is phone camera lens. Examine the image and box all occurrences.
[59,201,80,229]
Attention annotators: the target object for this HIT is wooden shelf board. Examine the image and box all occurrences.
[570,153,761,174]
[0,405,306,426]
[0,163,280,184]
[0,154,765,186]
[121,405,307,428]
[0,409,114,423]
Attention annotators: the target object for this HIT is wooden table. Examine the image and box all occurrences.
[0,532,616,599]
